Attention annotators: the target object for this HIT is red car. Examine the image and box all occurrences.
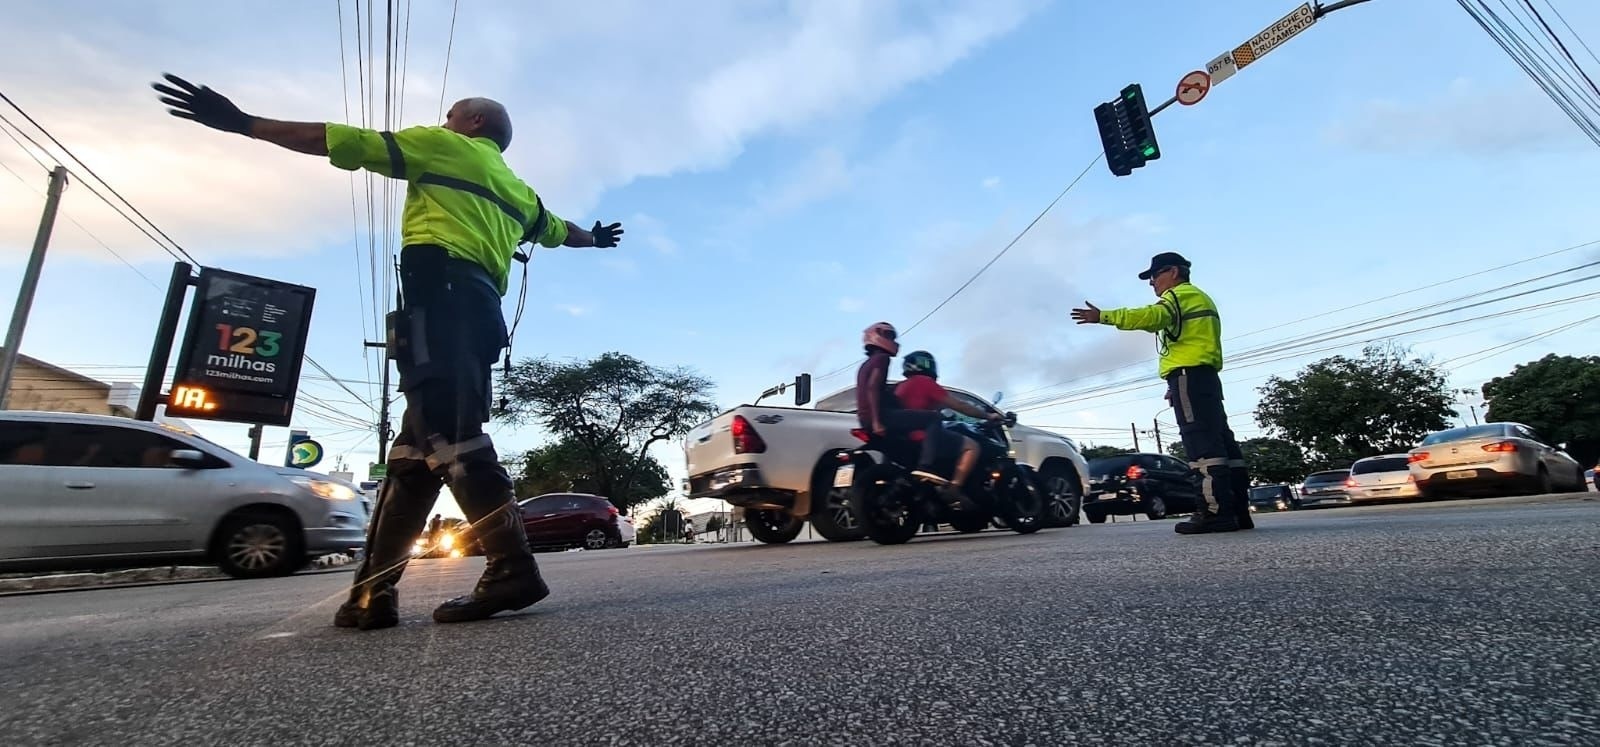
[516,493,633,550]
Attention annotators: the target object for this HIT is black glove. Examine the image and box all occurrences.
[590,221,624,248]
[151,73,255,135]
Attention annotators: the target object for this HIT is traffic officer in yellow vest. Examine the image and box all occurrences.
[153,74,624,627]
[1070,252,1252,534]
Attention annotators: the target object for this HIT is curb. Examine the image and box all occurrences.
[0,553,357,594]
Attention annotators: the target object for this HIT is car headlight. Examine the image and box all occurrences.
[289,476,357,501]
[440,532,455,550]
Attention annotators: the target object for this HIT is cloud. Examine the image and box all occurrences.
[837,297,866,312]
[887,208,1173,399]
[1323,77,1590,154]
[555,304,590,317]
[600,257,638,275]
[627,213,679,256]
[0,0,1041,265]
[981,176,1001,189]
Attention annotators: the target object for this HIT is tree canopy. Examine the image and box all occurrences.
[1483,354,1600,467]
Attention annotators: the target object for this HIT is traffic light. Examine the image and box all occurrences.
[1093,83,1161,177]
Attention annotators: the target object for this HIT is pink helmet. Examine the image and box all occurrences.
[862,321,899,355]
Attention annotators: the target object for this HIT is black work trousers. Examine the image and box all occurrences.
[1166,366,1251,520]
[348,245,536,596]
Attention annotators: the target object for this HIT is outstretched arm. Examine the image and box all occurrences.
[152,74,327,156]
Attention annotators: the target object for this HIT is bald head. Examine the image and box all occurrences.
[444,97,513,152]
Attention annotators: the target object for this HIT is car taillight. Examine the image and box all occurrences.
[1344,477,1357,488]
[1482,441,1517,453]
[608,506,619,517]
[849,428,870,443]
[732,415,767,454]
[1408,452,1429,463]
[1126,465,1145,479]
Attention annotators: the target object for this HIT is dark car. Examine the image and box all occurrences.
[517,493,632,551]
[1247,484,1295,512]
[1083,453,1200,522]
[1297,470,1353,508]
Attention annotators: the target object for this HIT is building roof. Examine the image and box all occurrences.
[0,348,109,389]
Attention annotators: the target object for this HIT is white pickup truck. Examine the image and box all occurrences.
[684,382,1090,544]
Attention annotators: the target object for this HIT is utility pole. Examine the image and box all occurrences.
[1153,419,1164,454]
[364,268,400,470]
[0,166,68,409]
[136,262,196,421]
[1131,423,1142,452]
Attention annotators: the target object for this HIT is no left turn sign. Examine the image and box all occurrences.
[1176,70,1211,106]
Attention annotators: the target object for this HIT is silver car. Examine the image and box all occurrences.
[0,411,368,578]
[1297,469,1352,508]
[1408,422,1588,497]
[1345,454,1422,502]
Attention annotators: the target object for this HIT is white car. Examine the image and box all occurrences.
[1344,454,1422,502]
[1408,422,1588,497]
[685,384,1090,544]
[0,411,369,578]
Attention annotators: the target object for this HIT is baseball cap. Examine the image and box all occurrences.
[1138,252,1192,280]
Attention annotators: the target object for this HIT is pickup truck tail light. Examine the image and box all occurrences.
[1344,477,1357,488]
[1482,441,1517,453]
[732,415,767,454]
[849,428,870,443]
[1125,465,1145,479]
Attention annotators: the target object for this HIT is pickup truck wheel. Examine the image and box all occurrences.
[809,454,866,542]
[745,510,804,544]
[850,464,921,545]
[1040,463,1083,527]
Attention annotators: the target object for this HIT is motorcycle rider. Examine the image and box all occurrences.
[855,323,943,474]
[894,351,1002,508]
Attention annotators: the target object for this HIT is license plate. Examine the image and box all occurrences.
[1446,470,1476,480]
[833,464,855,488]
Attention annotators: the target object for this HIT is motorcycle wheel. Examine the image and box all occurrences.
[996,465,1046,535]
[849,463,922,545]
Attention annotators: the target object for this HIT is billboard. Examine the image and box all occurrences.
[167,268,316,426]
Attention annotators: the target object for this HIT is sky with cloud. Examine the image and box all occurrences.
[3,0,1598,518]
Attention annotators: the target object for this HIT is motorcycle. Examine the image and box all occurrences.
[840,411,1047,545]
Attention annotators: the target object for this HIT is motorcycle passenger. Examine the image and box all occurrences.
[855,323,944,470]
[894,351,1002,509]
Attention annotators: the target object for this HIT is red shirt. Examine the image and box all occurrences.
[895,375,947,412]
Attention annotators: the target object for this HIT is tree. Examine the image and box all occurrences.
[1483,354,1600,468]
[1240,438,1308,485]
[509,436,670,514]
[1082,444,1134,460]
[704,514,727,534]
[497,352,718,513]
[637,498,684,544]
[1167,442,1187,461]
[1255,343,1453,467]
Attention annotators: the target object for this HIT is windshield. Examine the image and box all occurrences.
[1351,457,1410,475]
[1088,456,1136,475]
[814,388,858,413]
[1420,424,1509,446]
[1303,471,1349,485]
[1249,486,1289,499]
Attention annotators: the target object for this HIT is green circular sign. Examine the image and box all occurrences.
[290,439,324,468]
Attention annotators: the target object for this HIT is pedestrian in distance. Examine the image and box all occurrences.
[152,73,624,628]
[1070,252,1254,534]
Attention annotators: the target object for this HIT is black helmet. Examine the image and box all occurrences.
[902,350,937,378]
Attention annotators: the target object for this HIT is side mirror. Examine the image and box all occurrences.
[171,449,207,468]
[1004,411,1018,426]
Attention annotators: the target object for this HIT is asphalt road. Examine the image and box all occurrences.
[2,494,1597,746]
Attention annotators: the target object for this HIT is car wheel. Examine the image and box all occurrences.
[1145,495,1169,520]
[584,528,611,550]
[1085,509,1107,524]
[1039,463,1083,528]
[745,509,805,544]
[216,512,305,579]
[1536,465,1553,495]
[809,454,866,542]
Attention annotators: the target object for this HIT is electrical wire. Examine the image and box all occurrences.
[437,0,460,121]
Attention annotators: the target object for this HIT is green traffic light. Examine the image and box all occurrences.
[1141,145,1157,157]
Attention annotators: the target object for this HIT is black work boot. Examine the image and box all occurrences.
[1230,462,1255,530]
[1175,510,1241,534]
[432,555,550,623]
[436,472,550,624]
[335,582,400,630]
[332,462,438,630]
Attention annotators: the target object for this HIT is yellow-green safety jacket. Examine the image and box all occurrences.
[1100,281,1224,378]
[325,123,568,296]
